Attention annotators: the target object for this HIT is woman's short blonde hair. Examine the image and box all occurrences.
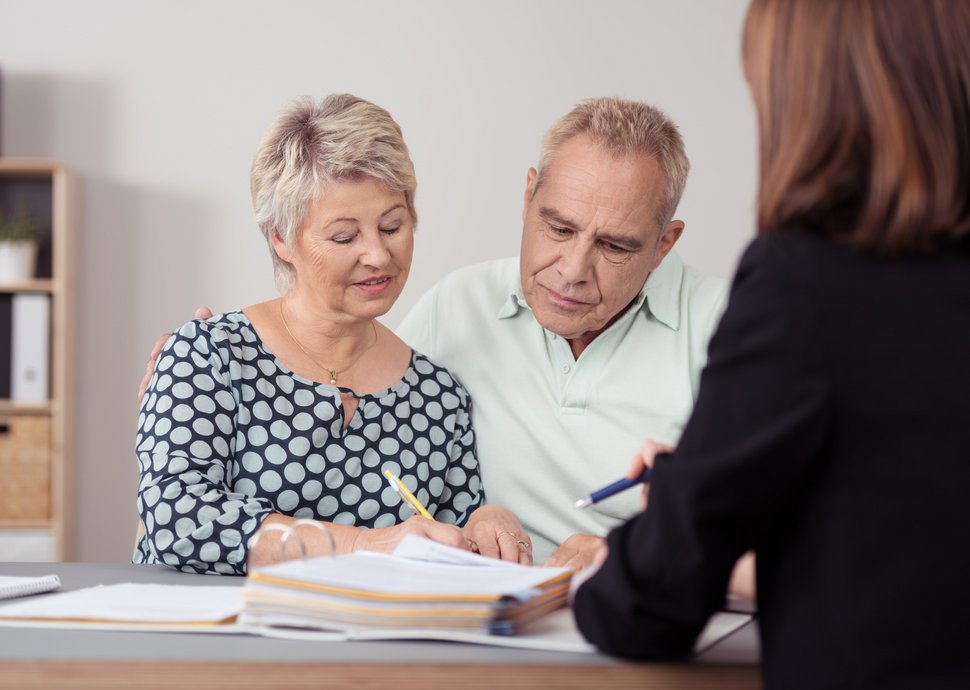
[534,97,690,233]
[250,94,417,292]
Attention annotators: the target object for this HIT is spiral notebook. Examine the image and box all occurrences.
[0,574,61,601]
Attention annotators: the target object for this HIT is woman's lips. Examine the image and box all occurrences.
[354,275,393,295]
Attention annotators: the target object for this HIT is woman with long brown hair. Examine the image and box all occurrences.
[573,1,970,687]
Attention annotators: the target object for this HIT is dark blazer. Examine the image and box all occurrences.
[573,228,970,690]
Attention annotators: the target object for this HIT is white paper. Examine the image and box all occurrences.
[693,611,753,653]
[256,550,570,598]
[249,608,751,654]
[252,606,598,653]
[391,533,521,568]
[0,583,241,624]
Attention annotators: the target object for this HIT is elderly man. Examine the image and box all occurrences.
[140,97,729,572]
[396,97,726,567]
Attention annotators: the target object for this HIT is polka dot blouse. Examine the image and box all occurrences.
[134,311,483,575]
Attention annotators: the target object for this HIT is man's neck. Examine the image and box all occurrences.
[567,332,599,359]
[565,293,643,359]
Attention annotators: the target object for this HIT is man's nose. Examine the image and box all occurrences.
[557,243,594,285]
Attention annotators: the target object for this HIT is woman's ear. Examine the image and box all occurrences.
[270,230,292,262]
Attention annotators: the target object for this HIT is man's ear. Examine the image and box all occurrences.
[522,168,538,223]
[270,230,292,263]
[652,220,685,267]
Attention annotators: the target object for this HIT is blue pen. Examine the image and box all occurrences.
[574,453,670,509]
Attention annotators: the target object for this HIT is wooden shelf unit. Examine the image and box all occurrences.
[0,280,54,294]
[0,159,75,561]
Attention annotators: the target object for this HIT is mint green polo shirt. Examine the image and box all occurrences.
[396,253,727,562]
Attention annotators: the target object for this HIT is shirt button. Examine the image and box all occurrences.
[561,363,570,374]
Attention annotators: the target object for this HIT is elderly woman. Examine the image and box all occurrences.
[135,94,525,574]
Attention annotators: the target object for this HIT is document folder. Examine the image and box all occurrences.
[10,293,49,403]
[240,535,574,636]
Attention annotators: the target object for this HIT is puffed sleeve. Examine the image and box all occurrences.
[429,378,484,527]
[135,319,273,575]
[574,234,832,658]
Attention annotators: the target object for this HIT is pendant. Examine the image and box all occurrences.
[329,370,338,385]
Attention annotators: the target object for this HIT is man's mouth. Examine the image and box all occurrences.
[544,286,591,307]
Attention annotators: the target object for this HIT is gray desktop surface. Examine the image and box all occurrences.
[0,561,759,666]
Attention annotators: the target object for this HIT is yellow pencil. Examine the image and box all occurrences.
[383,470,434,520]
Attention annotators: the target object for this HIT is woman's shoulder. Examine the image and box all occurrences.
[723,229,836,329]
[744,226,833,263]
[406,349,472,405]
[171,310,260,348]
[737,227,857,291]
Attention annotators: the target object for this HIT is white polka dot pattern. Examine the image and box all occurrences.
[133,312,483,575]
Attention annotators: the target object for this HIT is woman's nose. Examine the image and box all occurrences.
[359,231,392,267]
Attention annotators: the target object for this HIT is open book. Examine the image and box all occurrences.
[239,534,574,636]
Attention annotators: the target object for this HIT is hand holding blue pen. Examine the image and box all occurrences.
[575,448,673,509]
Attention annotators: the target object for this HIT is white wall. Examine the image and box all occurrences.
[0,0,757,561]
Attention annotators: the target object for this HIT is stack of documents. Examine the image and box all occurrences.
[239,535,574,636]
[0,538,753,653]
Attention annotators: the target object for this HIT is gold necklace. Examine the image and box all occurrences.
[278,301,379,386]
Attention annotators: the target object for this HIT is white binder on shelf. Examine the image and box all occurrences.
[10,293,50,404]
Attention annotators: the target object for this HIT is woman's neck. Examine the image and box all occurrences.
[277,295,380,385]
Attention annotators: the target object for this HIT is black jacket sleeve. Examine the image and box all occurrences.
[573,234,832,659]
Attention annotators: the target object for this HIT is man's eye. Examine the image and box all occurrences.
[601,242,630,254]
[548,225,572,237]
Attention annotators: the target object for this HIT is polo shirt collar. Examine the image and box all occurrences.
[641,250,684,331]
[497,251,685,331]
[498,267,529,318]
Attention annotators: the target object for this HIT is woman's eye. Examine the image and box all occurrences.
[332,234,356,245]
[379,225,401,235]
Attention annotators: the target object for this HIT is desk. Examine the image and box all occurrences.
[0,562,761,689]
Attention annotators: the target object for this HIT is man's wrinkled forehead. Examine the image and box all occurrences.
[541,133,660,187]
[531,136,665,235]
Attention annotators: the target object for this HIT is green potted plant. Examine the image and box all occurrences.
[0,206,40,283]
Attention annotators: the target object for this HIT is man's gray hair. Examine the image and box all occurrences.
[535,97,689,231]
[250,94,417,292]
